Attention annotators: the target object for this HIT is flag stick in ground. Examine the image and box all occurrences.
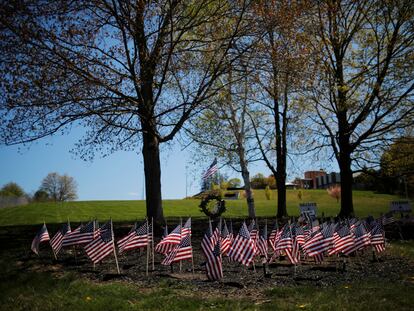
[288,219,297,275]
[110,219,120,274]
[188,216,194,274]
[146,218,149,276]
[151,217,155,271]
[179,218,182,272]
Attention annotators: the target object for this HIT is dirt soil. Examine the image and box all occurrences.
[1,219,413,298]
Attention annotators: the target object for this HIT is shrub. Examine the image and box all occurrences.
[264,185,272,200]
[327,185,341,203]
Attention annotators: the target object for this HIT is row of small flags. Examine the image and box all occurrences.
[31,213,394,281]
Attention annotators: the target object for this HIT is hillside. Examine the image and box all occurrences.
[0,190,401,226]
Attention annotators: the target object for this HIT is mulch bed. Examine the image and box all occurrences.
[1,219,414,297]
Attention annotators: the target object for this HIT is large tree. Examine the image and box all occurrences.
[187,60,259,218]
[249,0,313,218]
[0,0,249,223]
[306,0,414,217]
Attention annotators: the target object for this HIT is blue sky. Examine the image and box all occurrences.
[0,125,334,200]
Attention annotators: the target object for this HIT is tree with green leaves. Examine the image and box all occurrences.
[381,135,414,197]
[0,0,250,223]
[0,182,25,197]
[305,0,414,216]
[249,0,313,218]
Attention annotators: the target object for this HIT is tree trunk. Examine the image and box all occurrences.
[276,173,287,218]
[338,150,354,217]
[240,164,255,219]
[142,130,165,224]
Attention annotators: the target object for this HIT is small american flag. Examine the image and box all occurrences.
[379,212,395,226]
[31,223,50,255]
[220,220,231,256]
[248,220,259,255]
[201,221,214,257]
[206,239,223,281]
[119,221,149,253]
[227,222,255,266]
[256,222,268,259]
[269,221,281,252]
[50,222,71,255]
[182,218,192,237]
[275,225,297,264]
[155,224,181,254]
[202,158,218,180]
[62,220,95,246]
[117,222,137,253]
[344,222,371,255]
[328,224,354,255]
[370,221,385,253]
[161,234,193,265]
[304,223,336,257]
[84,221,114,264]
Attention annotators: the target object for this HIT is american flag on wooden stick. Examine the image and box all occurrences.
[182,218,192,237]
[50,221,71,255]
[119,221,149,253]
[206,239,223,281]
[256,222,268,259]
[62,220,96,247]
[248,219,259,255]
[117,222,137,253]
[328,224,354,255]
[31,223,50,255]
[227,222,255,266]
[344,221,371,255]
[275,225,297,264]
[161,234,193,265]
[370,221,385,253]
[84,221,114,264]
[155,224,181,254]
[220,220,231,256]
[201,220,214,257]
[304,223,336,257]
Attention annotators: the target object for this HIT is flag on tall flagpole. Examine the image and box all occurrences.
[50,221,71,255]
[202,158,218,180]
[31,223,50,255]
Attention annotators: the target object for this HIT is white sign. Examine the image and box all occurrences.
[390,201,412,213]
[299,202,317,218]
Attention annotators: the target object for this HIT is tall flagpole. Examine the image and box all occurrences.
[111,219,120,274]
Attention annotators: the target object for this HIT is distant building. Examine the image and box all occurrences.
[297,170,341,189]
[315,172,340,189]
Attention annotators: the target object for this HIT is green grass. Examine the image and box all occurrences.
[0,256,413,311]
[0,190,400,226]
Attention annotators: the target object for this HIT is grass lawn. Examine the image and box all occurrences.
[0,190,400,226]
